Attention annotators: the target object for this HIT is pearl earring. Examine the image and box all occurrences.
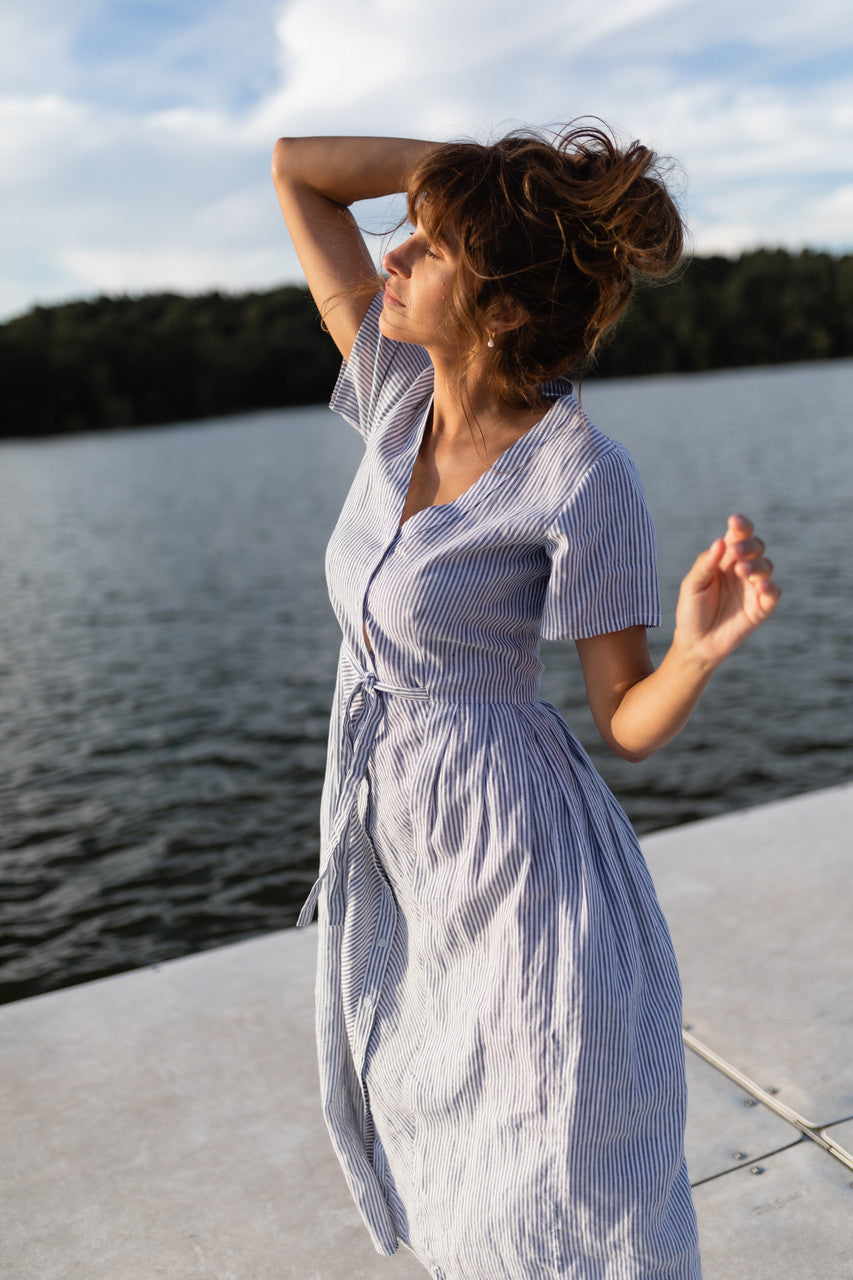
[487,333,495,349]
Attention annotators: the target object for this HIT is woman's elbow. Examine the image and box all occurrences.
[271,136,293,183]
[610,742,654,764]
[598,718,656,763]
[590,705,653,763]
[272,136,310,188]
[601,737,653,762]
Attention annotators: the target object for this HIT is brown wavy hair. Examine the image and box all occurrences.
[406,121,684,408]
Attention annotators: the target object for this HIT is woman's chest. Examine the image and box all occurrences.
[398,413,544,529]
[325,464,552,656]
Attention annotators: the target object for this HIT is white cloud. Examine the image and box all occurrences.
[692,224,765,257]
[0,95,117,182]
[0,0,851,321]
[800,185,853,246]
[57,244,288,297]
[0,1,100,94]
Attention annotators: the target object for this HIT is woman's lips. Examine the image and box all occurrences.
[383,286,404,309]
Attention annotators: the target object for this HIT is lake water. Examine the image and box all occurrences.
[1,358,851,1003]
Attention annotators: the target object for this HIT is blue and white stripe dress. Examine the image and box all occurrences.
[299,296,701,1279]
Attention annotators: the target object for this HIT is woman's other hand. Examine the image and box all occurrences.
[673,514,781,670]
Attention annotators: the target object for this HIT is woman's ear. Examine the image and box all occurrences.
[487,295,529,335]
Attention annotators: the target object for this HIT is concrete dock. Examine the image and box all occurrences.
[2,782,851,1279]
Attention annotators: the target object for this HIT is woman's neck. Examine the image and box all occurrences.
[430,358,546,448]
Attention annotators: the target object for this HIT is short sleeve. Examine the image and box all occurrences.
[329,293,432,441]
[541,444,661,641]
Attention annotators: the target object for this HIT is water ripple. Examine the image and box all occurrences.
[1,378,851,1004]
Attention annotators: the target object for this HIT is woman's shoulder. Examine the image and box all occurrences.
[535,386,634,475]
[522,390,649,529]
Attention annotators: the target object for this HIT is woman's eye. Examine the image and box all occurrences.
[425,246,440,260]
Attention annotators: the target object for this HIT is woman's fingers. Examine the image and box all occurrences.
[733,546,782,618]
[676,515,781,654]
[721,515,762,569]
[689,516,779,596]
[683,537,725,591]
[733,536,765,557]
[726,513,753,539]
[733,551,771,575]
[750,574,782,619]
[734,554,773,578]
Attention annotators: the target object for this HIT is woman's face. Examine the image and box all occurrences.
[378,223,467,359]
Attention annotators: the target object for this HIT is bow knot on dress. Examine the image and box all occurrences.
[298,650,429,928]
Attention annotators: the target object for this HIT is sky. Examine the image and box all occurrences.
[1,0,852,322]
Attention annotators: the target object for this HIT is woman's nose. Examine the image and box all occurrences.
[383,239,410,277]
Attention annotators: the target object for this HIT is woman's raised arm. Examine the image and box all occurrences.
[271,135,434,359]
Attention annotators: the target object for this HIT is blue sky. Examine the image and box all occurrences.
[1,0,851,320]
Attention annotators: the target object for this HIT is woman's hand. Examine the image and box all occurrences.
[673,514,781,671]
[577,514,781,762]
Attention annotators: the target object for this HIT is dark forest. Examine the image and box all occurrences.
[2,249,851,437]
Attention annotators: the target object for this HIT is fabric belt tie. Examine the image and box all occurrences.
[297,651,429,928]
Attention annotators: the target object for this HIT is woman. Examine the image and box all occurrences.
[272,125,780,1280]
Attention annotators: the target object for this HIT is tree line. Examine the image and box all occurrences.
[1,248,851,437]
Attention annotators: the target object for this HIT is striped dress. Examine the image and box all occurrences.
[298,296,701,1280]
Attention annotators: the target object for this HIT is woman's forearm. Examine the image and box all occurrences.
[272,135,435,207]
[271,135,437,358]
[606,642,717,763]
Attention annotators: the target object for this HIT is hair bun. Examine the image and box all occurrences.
[406,119,685,403]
